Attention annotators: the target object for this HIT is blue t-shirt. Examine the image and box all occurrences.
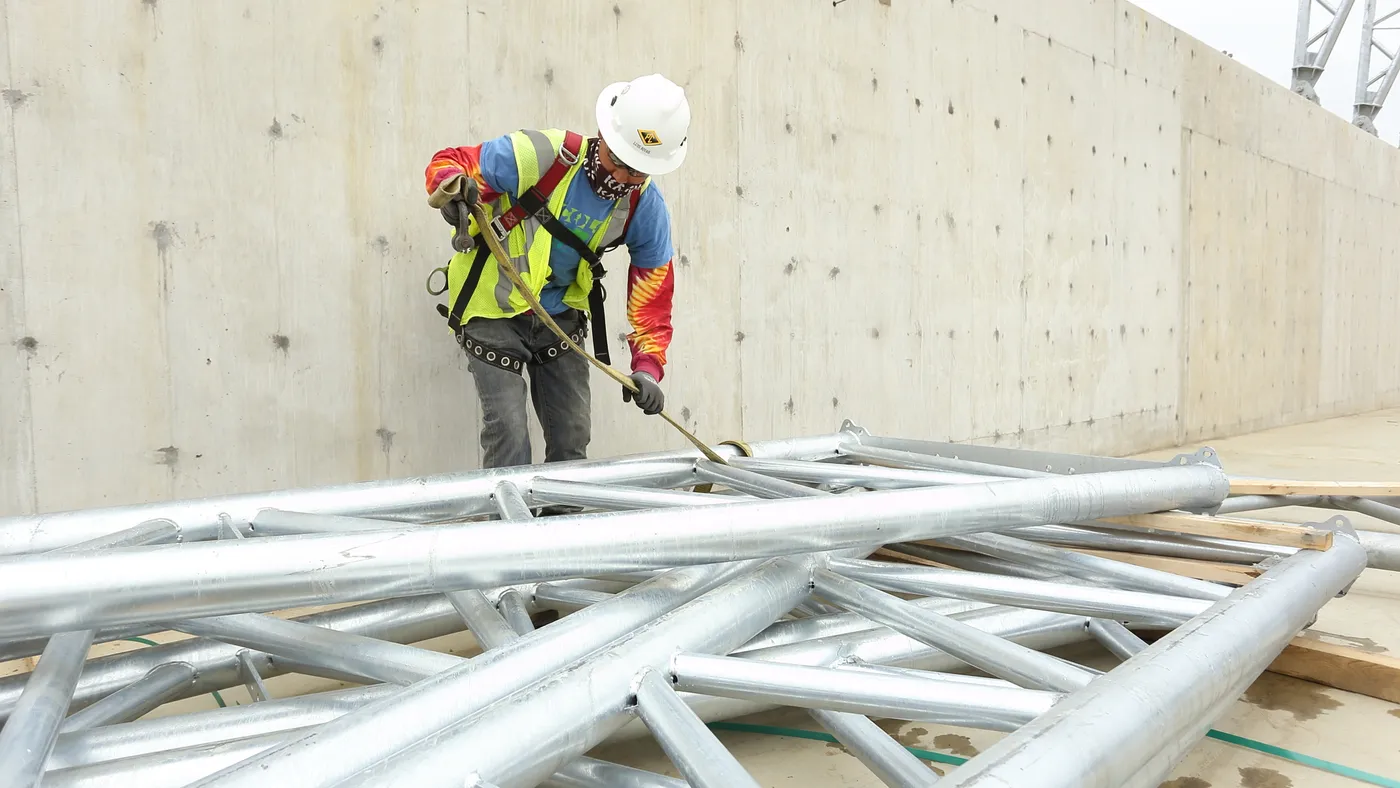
[478,134,674,314]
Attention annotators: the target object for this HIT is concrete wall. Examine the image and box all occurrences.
[2,0,1398,515]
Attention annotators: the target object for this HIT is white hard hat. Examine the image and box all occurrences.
[595,74,690,176]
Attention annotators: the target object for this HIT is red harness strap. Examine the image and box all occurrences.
[487,130,584,240]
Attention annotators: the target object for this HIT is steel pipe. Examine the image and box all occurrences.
[542,759,688,788]
[886,542,1062,579]
[0,464,1229,640]
[529,479,731,511]
[671,652,1059,731]
[533,584,616,611]
[1086,619,1148,660]
[48,684,392,770]
[310,558,815,788]
[53,518,186,550]
[828,557,1210,628]
[939,532,1231,600]
[813,568,1095,692]
[447,589,520,650]
[169,612,462,685]
[0,433,849,555]
[839,444,1034,479]
[737,597,987,653]
[0,629,97,785]
[633,668,762,788]
[247,509,401,536]
[58,661,196,732]
[730,456,987,489]
[851,434,1163,477]
[42,732,294,788]
[0,595,468,723]
[692,459,828,498]
[1357,529,1400,571]
[809,708,937,787]
[1009,523,1288,564]
[492,481,534,520]
[44,595,978,774]
[1333,495,1400,528]
[1215,495,1325,514]
[187,560,759,787]
[497,589,535,635]
[938,533,1368,787]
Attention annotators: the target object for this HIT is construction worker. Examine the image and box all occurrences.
[424,74,689,469]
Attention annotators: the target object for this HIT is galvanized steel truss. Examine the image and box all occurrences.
[0,424,1392,788]
[1293,0,1400,135]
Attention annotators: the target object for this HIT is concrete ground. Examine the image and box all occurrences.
[594,408,1400,787]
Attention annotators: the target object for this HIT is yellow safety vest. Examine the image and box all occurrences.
[443,128,651,327]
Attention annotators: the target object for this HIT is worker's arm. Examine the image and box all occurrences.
[423,135,521,209]
[621,187,676,384]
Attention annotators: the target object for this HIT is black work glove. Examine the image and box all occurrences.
[623,371,664,415]
[439,178,480,227]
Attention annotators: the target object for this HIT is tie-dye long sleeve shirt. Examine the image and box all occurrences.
[425,134,676,382]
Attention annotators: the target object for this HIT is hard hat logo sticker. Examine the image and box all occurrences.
[637,129,663,146]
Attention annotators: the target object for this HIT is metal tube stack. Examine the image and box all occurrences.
[0,424,1377,788]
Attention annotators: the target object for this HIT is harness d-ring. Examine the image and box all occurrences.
[425,266,449,296]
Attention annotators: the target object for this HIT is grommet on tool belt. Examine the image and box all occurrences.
[529,320,588,367]
[456,331,526,376]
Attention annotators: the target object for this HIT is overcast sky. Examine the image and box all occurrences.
[1131,0,1400,142]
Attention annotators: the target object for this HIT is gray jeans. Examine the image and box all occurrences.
[462,310,591,469]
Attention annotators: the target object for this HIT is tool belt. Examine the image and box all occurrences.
[453,313,588,376]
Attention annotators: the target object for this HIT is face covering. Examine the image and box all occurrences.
[584,138,640,201]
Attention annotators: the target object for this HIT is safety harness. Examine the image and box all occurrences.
[438,131,640,371]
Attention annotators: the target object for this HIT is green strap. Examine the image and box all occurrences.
[1205,730,1400,788]
[708,721,1400,787]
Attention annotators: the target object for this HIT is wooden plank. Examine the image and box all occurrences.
[1267,635,1400,704]
[1230,479,1400,497]
[1070,547,1261,585]
[1099,512,1333,550]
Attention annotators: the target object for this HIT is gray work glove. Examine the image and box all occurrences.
[440,178,480,229]
[623,371,664,415]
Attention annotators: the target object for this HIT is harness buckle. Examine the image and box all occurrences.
[488,216,509,243]
[559,144,580,167]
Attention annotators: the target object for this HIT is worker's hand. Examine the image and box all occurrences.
[623,371,664,415]
[439,178,480,227]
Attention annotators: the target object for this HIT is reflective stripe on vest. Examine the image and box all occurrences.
[444,129,650,325]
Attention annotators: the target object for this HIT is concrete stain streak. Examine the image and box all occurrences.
[1238,766,1291,788]
[931,733,978,757]
[1159,778,1211,788]
[875,718,928,749]
[1,88,29,108]
[1242,672,1342,722]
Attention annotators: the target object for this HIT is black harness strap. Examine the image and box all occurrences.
[440,238,493,333]
[515,188,615,365]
